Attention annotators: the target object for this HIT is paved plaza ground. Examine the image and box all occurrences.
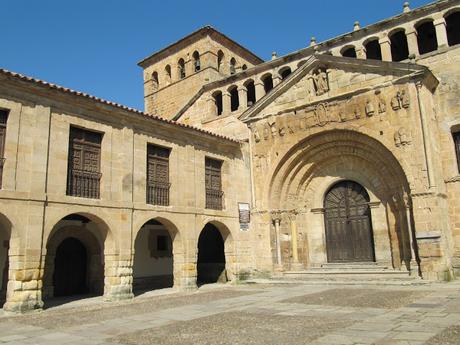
[0,280,459,345]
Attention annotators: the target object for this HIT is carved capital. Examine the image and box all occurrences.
[271,210,282,223]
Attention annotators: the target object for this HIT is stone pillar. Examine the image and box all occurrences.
[271,211,282,269]
[222,91,231,116]
[255,82,265,102]
[434,18,448,48]
[406,28,419,57]
[103,253,133,302]
[273,75,282,87]
[207,96,217,116]
[356,46,366,59]
[288,211,302,270]
[379,37,392,61]
[238,87,248,111]
[3,250,43,313]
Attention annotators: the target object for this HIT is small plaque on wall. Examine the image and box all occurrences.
[238,202,250,231]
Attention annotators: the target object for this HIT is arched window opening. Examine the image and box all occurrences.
[365,39,382,60]
[390,30,409,61]
[230,58,237,75]
[279,67,292,80]
[229,87,239,112]
[342,46,357,58]
[242,64,248,71]
[262,74,273,94]
[446,11,460,46]
[151,72,159,91]
[178,58,186,79]
[416,21,438,55]
[213,91,223,116]
[165,65,172,84]
[193,51,201,72]
[245,80,256,107]
[217,50,224,72]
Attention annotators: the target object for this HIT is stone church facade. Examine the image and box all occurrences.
[1,0,460,313]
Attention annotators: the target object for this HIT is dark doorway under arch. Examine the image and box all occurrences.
[197,224,226,285]
[0,229,9,306]
[53,237,88,297]
[324,180,375,263]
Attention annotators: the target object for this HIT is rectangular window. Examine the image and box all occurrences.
[454,132,460,174]
[0,110,9,189]
[146,144,170,206]
[67,126,102,198]
[205,157,223,210]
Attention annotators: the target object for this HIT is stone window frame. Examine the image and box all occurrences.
[0,108,9,189]
[453,130,460,175]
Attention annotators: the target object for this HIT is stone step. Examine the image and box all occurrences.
[320,262,387,269]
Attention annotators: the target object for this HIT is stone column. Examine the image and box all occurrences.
[222,91,231,116]
[379,37,392,61]
[288,211,302,270]
[271,211,282,268]
[273,75,281,87]
[255,82,265,102]
[406,28,419,57]
[238,86,248,111]
[207,96,217,116]
[404,194,419,276]
[434,18,449,48]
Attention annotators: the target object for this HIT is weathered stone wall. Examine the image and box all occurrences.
[0,78,253,312]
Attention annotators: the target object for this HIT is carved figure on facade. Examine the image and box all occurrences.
[394,127,412,147]
[311,68,329,96]
[391,90,410,111]
[378,99,387,114]
[314,103,329,126]
[365,100,375,117]
[267,116,277,138]
[250,124,261,143]
[263,122,270,140]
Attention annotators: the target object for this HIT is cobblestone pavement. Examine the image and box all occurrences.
[0,281,459,345]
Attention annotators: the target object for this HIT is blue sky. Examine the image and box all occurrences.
[2,0,433,110]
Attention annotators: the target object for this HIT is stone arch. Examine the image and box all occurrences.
[341,45,357,58]
[228,85,239,112]
[363,37,382,60]
[196,220,235,285]
[217,50,225,72]
[415,18,438,55]
[133,216,184,291]
[212,90,223,116]
[267,129,413,270]
[0,213,12,307]
[192,50,201,72]
[279,66,292,79]
[42,212,116,301]
[444,9,460,47]
[389,28,409,61]
[261,73,274,94]
[244,79,256,107]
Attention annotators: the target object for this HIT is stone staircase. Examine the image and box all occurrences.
[277,262,426,285]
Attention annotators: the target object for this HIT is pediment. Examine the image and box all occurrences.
[239,54,438,123]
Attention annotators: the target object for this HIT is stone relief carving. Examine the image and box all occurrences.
[365,101,375,117]
[311,68,329,96]
[394,127,412,147]
[378,99,387,114]
[314,103,329,126]
[250,124,261,143]
[391,90,410,111]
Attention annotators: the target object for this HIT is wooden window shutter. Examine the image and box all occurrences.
[146,144,170,205]
[67,126,102,198]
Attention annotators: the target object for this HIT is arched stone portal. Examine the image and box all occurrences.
[324,180,375,263]
[133,219,174,293]
[197,224,227,285]
[43,214,106,301]
[267,129,416,272]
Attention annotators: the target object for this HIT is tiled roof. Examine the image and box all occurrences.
[0,68,239,144]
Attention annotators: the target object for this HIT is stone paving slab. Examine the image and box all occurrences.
[0,282,458,345]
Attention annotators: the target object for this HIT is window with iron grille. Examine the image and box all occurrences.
[146,144,170,206]
[205,157,223,210]
[67,126,102,199]
[0,110,8,189]
[454,132,460,174]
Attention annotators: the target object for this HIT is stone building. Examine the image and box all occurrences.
[1,0,460,313]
